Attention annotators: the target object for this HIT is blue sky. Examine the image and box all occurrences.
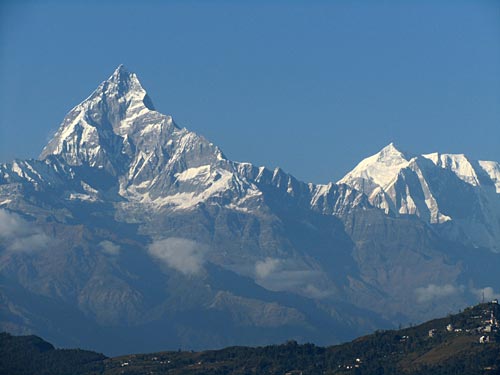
[1,0,499,183]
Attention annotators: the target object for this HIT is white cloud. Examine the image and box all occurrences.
[415,283,464,303]
[255,257,281,278]
[0,209,51,253]
[471,286,500,301]
[99,240,121,256]
[148,237,207,276]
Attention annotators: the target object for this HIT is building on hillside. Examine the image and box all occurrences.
[479,335,490,344]
[490,311,498,328]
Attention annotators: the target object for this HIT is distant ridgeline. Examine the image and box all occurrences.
[1,302,499,375]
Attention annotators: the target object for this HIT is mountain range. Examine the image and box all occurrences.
[1,65,499,355]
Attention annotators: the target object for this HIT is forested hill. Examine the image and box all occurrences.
[2,302,499,375]
[0,332,106,375]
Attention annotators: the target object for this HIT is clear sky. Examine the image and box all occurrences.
[1,0,499,183]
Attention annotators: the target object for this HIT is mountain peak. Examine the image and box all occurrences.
[381,142,397,151]
[377,142,406,161]
[112,63,129,76]
[39,65,159,167]
[338,142,410,192]
[39,66,226,183]
[107,64,139,88]
[97,65,155,110]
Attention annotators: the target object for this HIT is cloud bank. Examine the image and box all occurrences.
[148,237,207,275]
[0,209,51,253]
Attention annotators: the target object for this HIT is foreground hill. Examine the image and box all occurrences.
[0,332,106,375]
[2,302,499,375]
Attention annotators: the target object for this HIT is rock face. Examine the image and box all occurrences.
[1,66,499,355]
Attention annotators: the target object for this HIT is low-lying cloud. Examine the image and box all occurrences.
[99,240,121,256]
[148,237,207,276]
[0,209,51,253]
[415,283,464,303]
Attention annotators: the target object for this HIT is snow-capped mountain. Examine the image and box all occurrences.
[35,65,364,217]
[339,143,500,252]
[1,66,499,355]
[39,65,246,206]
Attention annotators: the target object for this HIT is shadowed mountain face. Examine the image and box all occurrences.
[1,66,499,355]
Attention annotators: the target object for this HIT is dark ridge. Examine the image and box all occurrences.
[2,302,499,375]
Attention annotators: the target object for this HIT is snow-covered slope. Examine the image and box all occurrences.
[423,152,500,193]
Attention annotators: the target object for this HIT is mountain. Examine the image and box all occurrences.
[2,302,499,374]
[1,66,499,355]
[339,142,500,252]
